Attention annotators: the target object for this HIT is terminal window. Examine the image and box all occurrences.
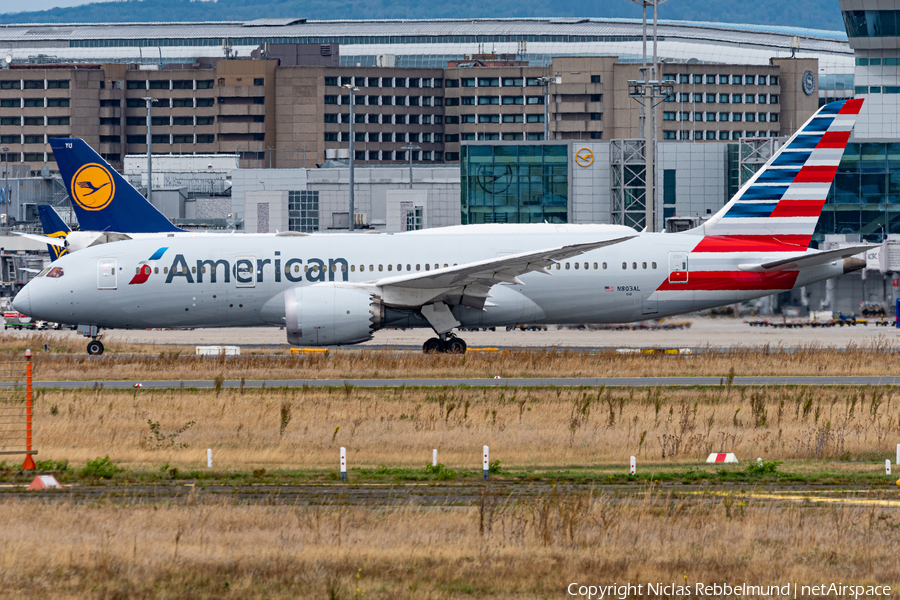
[462,144,568,225]
[289,191,319,233]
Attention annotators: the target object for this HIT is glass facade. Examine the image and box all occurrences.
[814,143,900,243]
[842,10,900,37]
[460,144,568,224]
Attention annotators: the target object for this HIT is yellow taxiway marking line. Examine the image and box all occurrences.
[685,490,900,507]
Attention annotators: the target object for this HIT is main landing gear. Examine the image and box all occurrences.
[423,333,467,354]
[86,339,105,355]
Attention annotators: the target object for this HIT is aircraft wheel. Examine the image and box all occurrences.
[446,337,467,354]
[87,340,104,356]
[423,337,444,354]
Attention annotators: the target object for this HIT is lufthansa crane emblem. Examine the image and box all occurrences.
[71,163,115,211]
[575,147,594,167]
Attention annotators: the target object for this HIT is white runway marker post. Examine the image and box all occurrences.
[897,444,899,467]
[207,449,212,468]
[483,446,489,481]
[887,460,892,476]
[340,447,347,481]
[630,456,636,475]
[433,449,437,467]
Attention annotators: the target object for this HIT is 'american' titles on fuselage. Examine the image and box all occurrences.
[160,252,351,285]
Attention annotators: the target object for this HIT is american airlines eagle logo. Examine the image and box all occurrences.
[128,247,168,285]
[71,163,115,211]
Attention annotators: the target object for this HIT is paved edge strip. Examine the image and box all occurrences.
[8,376,900,389]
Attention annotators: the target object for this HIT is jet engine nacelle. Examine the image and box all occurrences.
[284,284,384,346]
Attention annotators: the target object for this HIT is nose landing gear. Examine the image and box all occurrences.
[422,333,467,354]
[77,325,104,355]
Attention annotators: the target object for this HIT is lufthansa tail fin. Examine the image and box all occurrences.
[692,98,864,252]
[37,205,70,261]
[49,138,182,233]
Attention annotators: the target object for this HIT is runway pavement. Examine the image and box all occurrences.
[17,375,900,389]
[4,482,899,506]
[12,317,900,350]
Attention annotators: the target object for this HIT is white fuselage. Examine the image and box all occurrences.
[15,224,845,335]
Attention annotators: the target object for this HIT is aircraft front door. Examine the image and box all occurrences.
[97,258,117,290]
[668,252,689,284]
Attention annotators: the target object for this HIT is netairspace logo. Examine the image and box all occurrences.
[566,582,892,599]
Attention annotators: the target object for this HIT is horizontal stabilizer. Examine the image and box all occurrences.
[738,245,870,272]
[12,232,66,248]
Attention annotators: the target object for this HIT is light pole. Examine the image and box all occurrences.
[341,83,359,231]
[627,0,669,232]
[142,97,158,206]
[1,146,8,227]
[535,76,558,141]
[401,144,420,189]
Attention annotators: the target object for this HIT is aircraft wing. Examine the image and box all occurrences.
[739,245,870,272]
[12,232,66,248]
[371,235,636,309]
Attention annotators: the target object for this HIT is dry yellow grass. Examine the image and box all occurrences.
[1,490,898,598]
[17,385,900,470]
[5,333,900,380]
[8,343,900,382]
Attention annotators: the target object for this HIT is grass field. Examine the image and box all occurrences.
[4,338,900,598]
[7,385,900,472]
[2,490,899,599]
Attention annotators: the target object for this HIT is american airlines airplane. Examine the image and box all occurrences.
[14,99,868,355]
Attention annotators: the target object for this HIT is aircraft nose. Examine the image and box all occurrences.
[12,286,31,315]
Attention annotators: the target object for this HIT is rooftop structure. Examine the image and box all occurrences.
[0,17,853,72]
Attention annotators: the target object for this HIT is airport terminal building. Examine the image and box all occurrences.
[1,10,900,312]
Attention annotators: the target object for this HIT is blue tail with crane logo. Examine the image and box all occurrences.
[48,138,183,234]
[37,205,70,260]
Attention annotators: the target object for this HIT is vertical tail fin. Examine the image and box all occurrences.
[48,138,183,234]
[694,98,863,252]
[37,205,70,261]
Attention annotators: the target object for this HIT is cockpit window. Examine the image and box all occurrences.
[46,267,64,279]
[36,268,51,277]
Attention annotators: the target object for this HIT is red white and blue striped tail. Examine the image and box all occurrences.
[694,98,863,253]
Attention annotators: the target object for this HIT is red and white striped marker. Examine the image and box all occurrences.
[483,445,489,480]
[630,456,635,475]
[27,475,60,490]
[707,453,739,464]
[340,447,347,481]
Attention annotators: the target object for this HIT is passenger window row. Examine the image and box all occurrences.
[549,261,657,270]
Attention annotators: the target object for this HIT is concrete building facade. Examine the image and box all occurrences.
[0,54,820,175]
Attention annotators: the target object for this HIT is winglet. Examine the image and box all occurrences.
[36,205,70,260]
